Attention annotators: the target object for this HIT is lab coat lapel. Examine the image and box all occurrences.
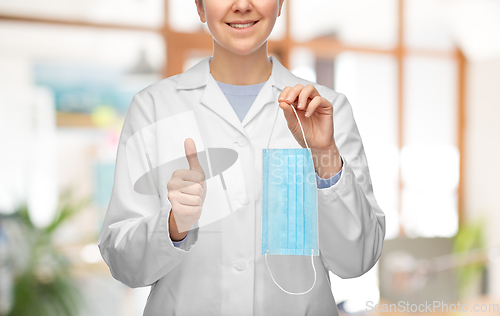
[240,80,274,127]
[176,56,248,137]
[200,75,249,137]
[242,56,299,127]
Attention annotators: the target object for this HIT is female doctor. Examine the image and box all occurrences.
[98,0,386,315]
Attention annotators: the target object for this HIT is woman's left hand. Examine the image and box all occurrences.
[278,84,335,150]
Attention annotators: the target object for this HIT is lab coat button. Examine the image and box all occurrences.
[234,259,247,271]
[238,195,250,205]
[237,138,248,147]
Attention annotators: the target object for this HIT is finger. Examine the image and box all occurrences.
[298,84,320,111]
[278,100,294,117]
[184,138,204,173]
[283,84,304,106]
[278,86,293,103]
[172,169,205,183]
[177,192,203,206]
[168,179,203,201]
[304,96,322,117]
[305,96,331,117]
[171,201,202,219]
[172,179,203,193]
[179,182,204,196]
[279,101,301,130]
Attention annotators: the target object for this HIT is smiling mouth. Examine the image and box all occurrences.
[226,21,258,29]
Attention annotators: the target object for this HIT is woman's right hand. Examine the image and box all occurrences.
[167,138,207,241]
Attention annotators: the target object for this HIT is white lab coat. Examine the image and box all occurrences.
[98,56,386,316]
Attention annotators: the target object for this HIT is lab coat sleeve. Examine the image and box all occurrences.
[98,94,198,288]
[317,93,386,279]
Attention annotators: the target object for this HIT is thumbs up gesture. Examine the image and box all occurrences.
[167,138,207,240]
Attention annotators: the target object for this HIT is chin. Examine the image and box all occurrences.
[227,41,267,56]
[229,47,259,56]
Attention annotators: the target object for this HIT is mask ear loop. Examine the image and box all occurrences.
[266,102,310,152]
[265,102,280,154]
[289,103,310,149]
[264,102,316,295]
[265,249,317,295]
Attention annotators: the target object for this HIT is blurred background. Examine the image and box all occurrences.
[0,0,499,315]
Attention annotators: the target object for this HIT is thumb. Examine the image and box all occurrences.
[279,101,299,127]
[184,138,203,173]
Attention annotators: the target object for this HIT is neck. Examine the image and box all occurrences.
[209,41,272,85]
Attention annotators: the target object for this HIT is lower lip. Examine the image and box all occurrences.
[226,21,259,32]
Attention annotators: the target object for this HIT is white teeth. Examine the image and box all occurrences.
[229,21,256,28]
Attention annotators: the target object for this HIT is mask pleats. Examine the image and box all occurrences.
[262,148,318,256]
[304,151,318,255]
[295,150,305,255]
[287,149,296,255]
[271,150,287,254]
[262,150,270,254]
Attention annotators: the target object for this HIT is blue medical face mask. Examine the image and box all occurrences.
[262,102,318,295]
